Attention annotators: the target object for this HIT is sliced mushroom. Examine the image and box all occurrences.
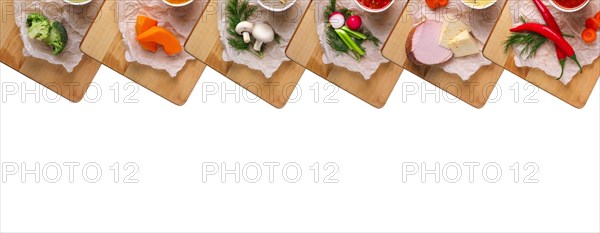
[251,23,274,51]
[235,21,254,43]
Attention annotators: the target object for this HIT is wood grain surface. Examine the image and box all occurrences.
[382,0,506,109]
[484,1,600,109]
[184,0,307,109]
[0,0,102,103]
[80,0,206,106]
[286,1,403,109]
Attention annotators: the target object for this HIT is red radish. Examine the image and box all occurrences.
[346,15,362,31]
[329,12,345,29]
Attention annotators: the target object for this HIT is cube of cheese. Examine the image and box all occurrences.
[448,30,480,58]
[439,20,470,49]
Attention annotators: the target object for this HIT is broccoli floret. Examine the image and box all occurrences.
[26,13,50,40]
[25,13,69,55]
[42,21,69,55]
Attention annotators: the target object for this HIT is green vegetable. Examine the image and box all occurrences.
[324,0,380,61]
[326,27,349,52]
[43,21,68,55]
[335,29,363,56]
[341,26,366,40]
[26,13,50,40]
[25,13,68,55]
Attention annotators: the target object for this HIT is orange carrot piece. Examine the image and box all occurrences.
[582,28,597,43]
[585,17,598,30]
[136,26,182,55]
[136,16,159,52]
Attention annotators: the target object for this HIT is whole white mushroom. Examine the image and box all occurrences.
[251,23,274,51]
[235,21,254,43]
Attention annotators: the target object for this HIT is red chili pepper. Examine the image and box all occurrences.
[511,23,582,73]
[532,0,567,79]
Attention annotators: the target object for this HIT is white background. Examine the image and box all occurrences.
[1,63,599,232]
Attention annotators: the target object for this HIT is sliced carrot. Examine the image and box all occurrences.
[582,28,597,43]
[137,26,182,55]
[425,0,438,9]
[438,0,448,7]
[136,16,159,52]
[585,17,598,30]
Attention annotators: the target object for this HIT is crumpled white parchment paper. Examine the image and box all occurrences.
[412,0,504,80]
[511,0,600,84]
[118,0,206,77]
[15,0,102,73]
[316,0,405,80]
[218,0,309,78]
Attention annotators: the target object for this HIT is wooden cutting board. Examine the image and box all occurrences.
[184,0,306,109]
[382,0,506,109]
[0,0,102,103]
[286,1,403,109]
[80,0,206,106]
[484,2,600,109]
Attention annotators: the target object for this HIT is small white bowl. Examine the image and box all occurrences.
[460,0,498,10]
[549,0,590,12]
[63,0,92,6]
[256,0,297,12]
[354,0,394,13]
[161,0,194,7]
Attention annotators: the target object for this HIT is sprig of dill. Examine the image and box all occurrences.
[324,0,380,60]
[226,0,257,51]
[324,0,352,20]
[358,30,381,47]
[503,15,573,59]
[503,32,547,59]
[226,0,280,58]
[326,27,349,53]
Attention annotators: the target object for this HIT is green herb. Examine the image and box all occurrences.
[324,0,380,60]
[359,30,380,47]
[324,0,335,20]
[519,16,528,24]
[503,32,547,59]
[274,33,281,44]
[326,28,350,52]
[226,0,256,52]
[562,33,575,38]
[226,0,280,58]
[504,16,574,60]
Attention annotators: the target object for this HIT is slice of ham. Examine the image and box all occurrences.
[406,20,453,66]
